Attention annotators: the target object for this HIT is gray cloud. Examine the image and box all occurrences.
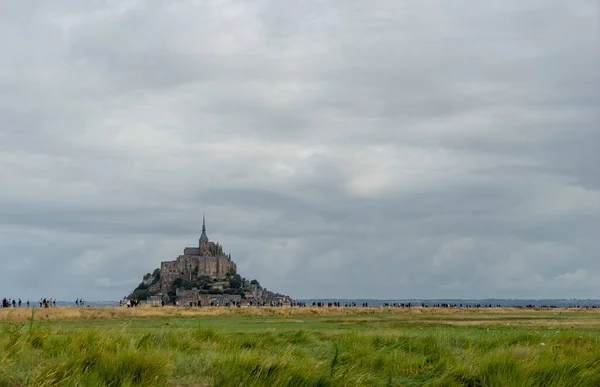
[0,0,598,301]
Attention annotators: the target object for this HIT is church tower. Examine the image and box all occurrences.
[199,215,209,247]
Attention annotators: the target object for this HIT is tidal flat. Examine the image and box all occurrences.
[1,307,600,386]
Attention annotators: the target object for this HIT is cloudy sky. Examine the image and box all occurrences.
[1,1,598,301]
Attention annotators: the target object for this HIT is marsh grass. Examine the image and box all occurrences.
[1,308,600,386]
[1,305,599,324]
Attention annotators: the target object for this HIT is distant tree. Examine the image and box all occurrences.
[229,274,242,289]
[250,279,261,288]
[183,280,195,290]
[131,289,150,300]
[136,282,148,291]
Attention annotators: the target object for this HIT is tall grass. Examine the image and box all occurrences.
[1,310,600,386]
[2,305,600,324]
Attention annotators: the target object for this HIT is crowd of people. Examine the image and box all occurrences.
[1,298,25,308]
[5,298,598,309]
[121,299,141,307]
[300,302,600,309]
[1,298,89,308]
[1,298,57,308]
[297,301,363,307]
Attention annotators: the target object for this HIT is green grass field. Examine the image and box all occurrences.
[1,307,600,386]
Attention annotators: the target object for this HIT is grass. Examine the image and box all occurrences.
[1,307,600,386]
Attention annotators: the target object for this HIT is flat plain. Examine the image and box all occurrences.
[1,306,599,386]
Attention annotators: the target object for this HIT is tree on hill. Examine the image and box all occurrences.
[129,268,161,300]
[229,274,242,289]
[250,279,261,288]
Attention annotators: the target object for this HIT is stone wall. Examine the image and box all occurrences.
[160,261,179,293]
[198,256,217,276]
[175,288,199,304]
[141,295,163,307]
[174,288,241,306]
[199,294,241,306]
[160,254,237,294]
[178,255,199,281]
[183,247,201,256]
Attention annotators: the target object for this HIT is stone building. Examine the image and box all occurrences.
[175,288,242,306]
[160,217,237,293]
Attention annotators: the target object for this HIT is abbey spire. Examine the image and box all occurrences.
[200,215,209,242]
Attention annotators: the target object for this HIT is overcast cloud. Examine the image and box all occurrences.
[1,0,598,301]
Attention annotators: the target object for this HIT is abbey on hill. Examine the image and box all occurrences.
[128,217,291,306]
[160,216,237,294]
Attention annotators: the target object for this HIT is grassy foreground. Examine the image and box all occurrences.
[1,307,600,386]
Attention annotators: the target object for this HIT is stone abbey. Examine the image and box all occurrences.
[129,216,290,306]
[160,216,237,294]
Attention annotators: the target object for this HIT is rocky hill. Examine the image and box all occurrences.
[127,219,291,305]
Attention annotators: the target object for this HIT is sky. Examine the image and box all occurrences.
[1,1,599,301]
